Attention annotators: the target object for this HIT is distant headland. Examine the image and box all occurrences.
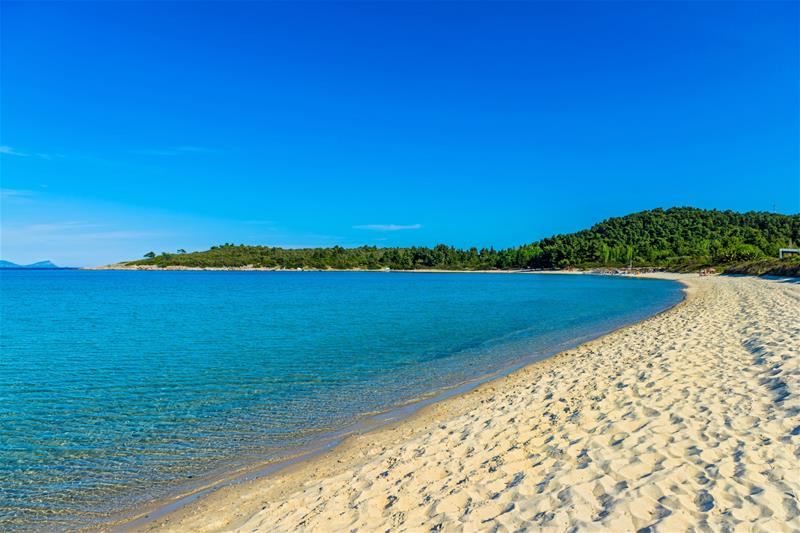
[0,260,61,269]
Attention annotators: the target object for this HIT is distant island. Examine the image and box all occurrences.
[111,207,800,276]
[0,260,60,269]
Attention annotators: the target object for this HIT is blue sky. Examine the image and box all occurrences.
[1,1,798,266]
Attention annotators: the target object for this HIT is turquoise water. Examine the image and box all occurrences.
[0,270,682,530]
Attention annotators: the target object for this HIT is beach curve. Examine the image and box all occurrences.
[123,274,800,532]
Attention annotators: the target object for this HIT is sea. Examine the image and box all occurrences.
[0,269,683,530]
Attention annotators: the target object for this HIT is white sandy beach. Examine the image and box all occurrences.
[128,274,800,532]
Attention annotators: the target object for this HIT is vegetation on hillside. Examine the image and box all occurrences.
[128,208,800,271]
[723,257,800,277]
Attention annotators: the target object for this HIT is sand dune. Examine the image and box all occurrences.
[129,274,800,532]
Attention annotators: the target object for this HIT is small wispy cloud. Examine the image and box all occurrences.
[25,221,101,232]
[0,188,41,206]
[0,146,28,157]
[0,146,61,159]
[4,221,165,242]
[353,223,423,231]
[0,188,36,199]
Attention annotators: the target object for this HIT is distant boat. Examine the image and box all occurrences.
[0,260,61,269]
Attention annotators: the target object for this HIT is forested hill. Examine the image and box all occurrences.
[126,208,800,271]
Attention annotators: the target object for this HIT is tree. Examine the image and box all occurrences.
[712,243,764,263]
[128,208,799,270]
[177,249,187,254]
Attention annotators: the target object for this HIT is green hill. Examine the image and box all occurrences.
[126,207,799,271]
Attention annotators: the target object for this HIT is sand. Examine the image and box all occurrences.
[126,274,800,532]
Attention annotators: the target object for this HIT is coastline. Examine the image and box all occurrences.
[84,264,532,273]
[83,264,652,276]
[117,273,800,532]
[108,273,688,532]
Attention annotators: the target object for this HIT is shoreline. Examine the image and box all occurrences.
[118,273,800,531]
[108,273,689,532]
[84,265,536,273]
[83,264,662,275]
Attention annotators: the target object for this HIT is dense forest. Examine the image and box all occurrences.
[128,208,800,271]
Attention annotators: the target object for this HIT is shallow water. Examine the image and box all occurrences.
[0,270,682,530]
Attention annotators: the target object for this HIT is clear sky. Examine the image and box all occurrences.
[1,1,798,266]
